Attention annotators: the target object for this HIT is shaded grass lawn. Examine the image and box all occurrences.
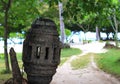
[95,49,120,77]
[0,48,81,83]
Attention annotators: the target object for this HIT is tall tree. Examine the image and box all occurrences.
[0,0,13,72]
[0,0,40,72]
[107,5,120,46]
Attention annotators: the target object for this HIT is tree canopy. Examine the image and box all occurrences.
[63,0,120,33]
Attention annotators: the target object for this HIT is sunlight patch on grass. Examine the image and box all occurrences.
[71,53,92,69]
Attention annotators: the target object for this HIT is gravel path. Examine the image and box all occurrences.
[50,42,120,84]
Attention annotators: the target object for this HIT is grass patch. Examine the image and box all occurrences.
[0,73,12,84]
[0,73,12,80]
[0,53,23,82]
[59,57,69,66]
[71,53,92,69]
[61,48,81,57]
[60,48,82,65]
[95,49,120,77]
[0,53,23,70]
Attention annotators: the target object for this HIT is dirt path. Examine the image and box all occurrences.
[50,42,120,84]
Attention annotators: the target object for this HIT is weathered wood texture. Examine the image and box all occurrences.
[4,48,28,84]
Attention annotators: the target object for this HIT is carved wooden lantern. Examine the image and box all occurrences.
[22,18,61,84]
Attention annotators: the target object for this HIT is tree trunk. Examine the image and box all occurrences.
[96,26,101,41]
[2,0,12,72]
[59,2,66,43]
[84,32,87,41]
[113,13,119,47]
[114,31,118,47]
[4,7,10,72]
[108,9,119,47]
[106,33,109,40]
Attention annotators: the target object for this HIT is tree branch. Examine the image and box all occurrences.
[108,16,116,32]
[77,24,85,32]
[113,12,118,32]
[8,0,12,8]
[86,24,90,32]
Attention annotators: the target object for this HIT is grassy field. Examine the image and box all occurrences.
[95,49,120,77]
[0,48,81,83]
[71,53,92,69]
[0,53,23,71]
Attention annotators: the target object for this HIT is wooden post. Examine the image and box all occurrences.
[9,48,22,84]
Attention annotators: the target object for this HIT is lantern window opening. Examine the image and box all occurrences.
[45,47,49,60]
[36,46,41,59]
[53,48,57,60]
